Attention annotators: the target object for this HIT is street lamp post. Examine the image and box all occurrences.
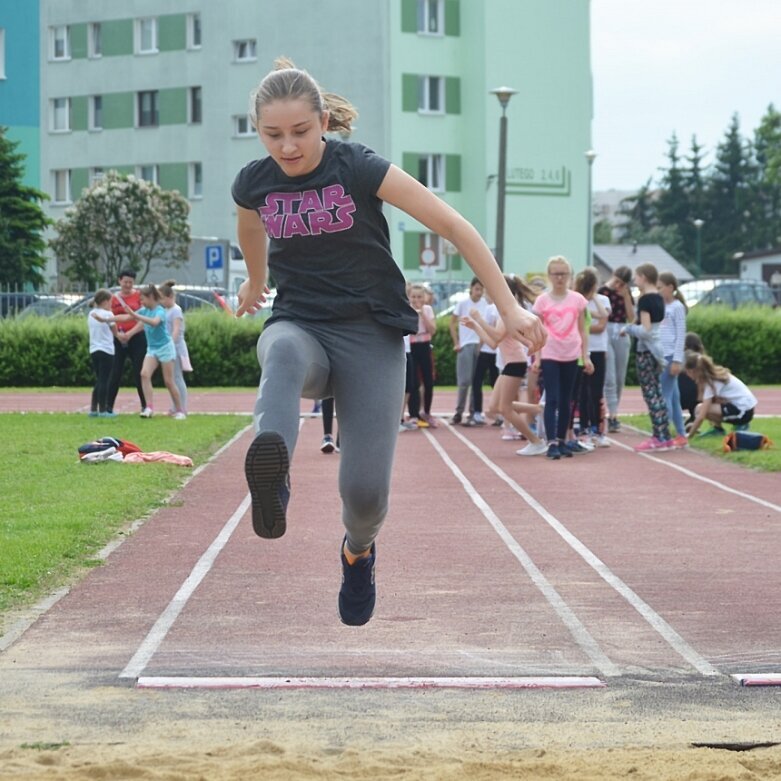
[693,218,704,278]
[585,150,597,267]
[489,86,518,270]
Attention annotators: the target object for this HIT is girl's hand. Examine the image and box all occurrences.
[670,361,682,377]
[503,306,546,352]
[583,358,595,375]
[236,281,269,317]
[460,315,476,331]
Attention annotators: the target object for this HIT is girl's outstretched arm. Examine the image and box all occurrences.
[235,206,270,317]
[377,165,546,354]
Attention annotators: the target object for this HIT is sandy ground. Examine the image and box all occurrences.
[2,669,781,779]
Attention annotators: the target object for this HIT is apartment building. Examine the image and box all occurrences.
[0,0,592,285]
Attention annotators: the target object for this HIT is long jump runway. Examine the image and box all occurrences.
[3,412,781,692]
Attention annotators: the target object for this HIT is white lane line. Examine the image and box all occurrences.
[609,434,781,514]
[424,431,620,678]
[136,675,606,690]
[119,494,251,679]
[120,418,304,680]
[445,424,719,677]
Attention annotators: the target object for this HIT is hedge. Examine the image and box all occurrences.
[0,306,779,387]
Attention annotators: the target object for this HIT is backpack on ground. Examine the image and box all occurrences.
[722,431,773,453]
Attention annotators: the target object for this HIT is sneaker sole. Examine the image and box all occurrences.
[320,443,335,453]
[244,432,289,539]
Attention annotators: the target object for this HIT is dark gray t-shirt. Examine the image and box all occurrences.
[232,139,417,334]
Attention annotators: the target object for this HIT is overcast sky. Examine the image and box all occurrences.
[590,0,781,193]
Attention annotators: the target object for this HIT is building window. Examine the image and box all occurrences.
[51,98,71,132]
[137,164,159,185]
[50,25,70,60]
[189,87,202,124]
[189,162,203,199]
[187,13,201,49]
[234,115,255,137]
[233,39,256,62]
[419,232,445,270]
[53,169,72,204]
[135,17,158,54]
[89,95,103,131]
[418,76,443,113]
[418,154,444,191]
[90,167,105,185]
[88,22,102,57]
[417,0,444,35]
[137,90,159,127]
[0,29,5,79]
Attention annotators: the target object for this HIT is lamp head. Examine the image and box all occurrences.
[693,218,704,229]
[489,86,518,110]
[585,149,597,163]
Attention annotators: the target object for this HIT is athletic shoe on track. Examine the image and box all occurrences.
[450,413,462,425]
[139,407,153,418]
[607,417,621,433]
[172,412,187,420]
[593,434,610,447]
[672,435,689,448]
[321,434,337,453]
[517,441,548,456]
[338,538,376,626]
[546,442,561,460]
[634,436,672,452]
[244,431,290,539]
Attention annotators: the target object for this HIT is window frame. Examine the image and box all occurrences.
[418,153,444,192]
[88,22,102,58]
[419,232,446,270]
[50,25,71,61]
[135,17,158,55]
[187,13,202,50]
[418,75,444,114]
[189,86,202,125]
[233,39,257,62]
[52,169,72,204]
[417,0,444,36]
[137,90,159,128]
[189,162,203,199]
[88,95,103,131]
[51,97,71,133]
[89,167,105,185]
[136,164,159,185]
[233,114,255,137]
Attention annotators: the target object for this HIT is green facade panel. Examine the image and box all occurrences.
[445,155,461,192]
[401,0,417,32]
[70,23,88,59]
[445,77,460,114]
[158,14,186,52]
[444,0,460,36]
[71,96,88,131]
[402,152,419,177]
[102,18,133,57]
[159,162,188,194]
[159,88,187,125]
[402,74,418,112]
[101,92,134,129]
[403,232,420,270]
[71,168,89,199]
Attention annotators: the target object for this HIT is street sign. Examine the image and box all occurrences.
[205,244,224,270]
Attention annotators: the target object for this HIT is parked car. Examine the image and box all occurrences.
[679,279,776,309]
[0,292,40,318]
[17,294,83,318]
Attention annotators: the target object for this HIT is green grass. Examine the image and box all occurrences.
[0,413,250,628]
[621,414,781,472]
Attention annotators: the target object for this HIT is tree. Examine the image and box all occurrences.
[654,133,693,269]
[616,179,656,242]
[753,103,781,249]
[49,171,190,287]
[0,127,51,287]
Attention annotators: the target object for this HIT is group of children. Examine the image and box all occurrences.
[87,276,192,419]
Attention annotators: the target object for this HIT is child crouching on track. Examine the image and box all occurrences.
[232,57,546,627]
[111,284,185,420]
[684,353,757,437]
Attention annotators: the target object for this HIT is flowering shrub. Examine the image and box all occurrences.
[49,171,190,287]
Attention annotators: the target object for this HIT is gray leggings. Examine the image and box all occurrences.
[604,323,631,416]
[255,317,405,554]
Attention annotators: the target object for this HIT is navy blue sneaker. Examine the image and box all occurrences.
[338,539,376,626]
[558,440,573,458]
[546,442,561,460]
[244,431,290,539]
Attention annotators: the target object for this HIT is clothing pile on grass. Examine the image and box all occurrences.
[78,436,193,467]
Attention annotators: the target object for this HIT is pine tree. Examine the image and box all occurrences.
[616,179,656,242]
[753,104,781,249]
[0,127,51,287]
[654,133,692,268]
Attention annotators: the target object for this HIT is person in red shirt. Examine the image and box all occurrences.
[106,269,148,414]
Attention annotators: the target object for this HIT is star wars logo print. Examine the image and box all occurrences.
[258,185,357,239]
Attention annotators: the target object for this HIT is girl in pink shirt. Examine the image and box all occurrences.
[532,256,592,460]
